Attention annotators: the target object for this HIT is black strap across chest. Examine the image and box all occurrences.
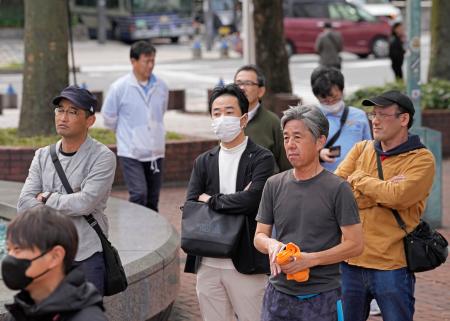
[49,144,106,239]
[324,106,349,149]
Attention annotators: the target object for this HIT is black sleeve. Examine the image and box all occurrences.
[186,156,206,202]
[208,152,275,217]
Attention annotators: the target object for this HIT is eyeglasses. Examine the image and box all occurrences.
[54,107,81,118]
[318,95,342,105]
[235,80,259,87]
[367,112,403,121]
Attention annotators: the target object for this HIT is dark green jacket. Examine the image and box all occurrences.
[245,105,291,172]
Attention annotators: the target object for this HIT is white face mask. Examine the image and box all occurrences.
[320,100,345,114]
[211,116,243,143]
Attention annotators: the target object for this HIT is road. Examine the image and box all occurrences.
[0,34,430,138]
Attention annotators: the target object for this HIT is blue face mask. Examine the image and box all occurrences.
[1,250,50,290]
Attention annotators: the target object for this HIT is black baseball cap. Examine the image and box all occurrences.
[362,90,415,116]
[52,85,97,114]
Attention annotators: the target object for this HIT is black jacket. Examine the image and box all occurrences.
[184,138,275,275]
[389,34,405,65]
[5,267,107,321]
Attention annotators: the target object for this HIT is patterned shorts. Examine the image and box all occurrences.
[261,283,343,321]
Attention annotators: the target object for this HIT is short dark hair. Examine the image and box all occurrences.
[7,206,79,273]
[234,64,266,87]
[208,83,249,115]
[130,41,156,60]
[311,66,345,98]
[324,21,333,29]
[392,22,403,35]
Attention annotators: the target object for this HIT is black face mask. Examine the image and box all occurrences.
[1,250,50,290]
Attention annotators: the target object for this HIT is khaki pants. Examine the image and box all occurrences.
[196,264,268,321]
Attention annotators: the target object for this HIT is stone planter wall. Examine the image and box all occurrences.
[422,110,450,157]
[0,139,217,186]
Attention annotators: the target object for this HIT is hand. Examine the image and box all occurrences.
[280,251,315,275]
[198,193,211,203]
[320,148,336,163]
[389,175,406,183]
[267,239,285,277]
[36,192,45,202]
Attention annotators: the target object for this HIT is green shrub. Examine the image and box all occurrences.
[0,128,184,147]
[345,79,450,110]
[421,79,450,110]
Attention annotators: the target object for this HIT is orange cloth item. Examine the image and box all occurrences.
[276,242,309,282]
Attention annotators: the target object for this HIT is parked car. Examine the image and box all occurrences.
[283,0,391,58]
[347,0,402,24]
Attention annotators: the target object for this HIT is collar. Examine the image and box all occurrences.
[220,136,248,152]
[248,103,261,122]
[130,72,157,88]
[374,134,426,157]
[209,138,258,156]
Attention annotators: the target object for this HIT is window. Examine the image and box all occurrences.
[75,0,96,7]
[329,3,359,21]
[292,3,328,18]
[107,0,119,9]
[329,3,376,22]
[131,0,190,15]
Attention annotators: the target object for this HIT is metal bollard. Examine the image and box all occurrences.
[219,39,229,58]
[2,84,18,109]
[168,89,186,111]
[192,40,202,59]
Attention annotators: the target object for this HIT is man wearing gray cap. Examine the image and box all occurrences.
[17,85,117,296]
[335,90,436,320]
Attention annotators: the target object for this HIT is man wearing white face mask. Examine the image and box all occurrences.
[184,84,275,321]
[311,67,372,172]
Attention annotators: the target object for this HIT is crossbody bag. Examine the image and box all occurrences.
[375,147,448,272]
[50,144,127,295]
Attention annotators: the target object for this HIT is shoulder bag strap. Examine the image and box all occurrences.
[325,106,349,149]
[50,144,74,194]
[49,144,106,239]
[374,145,408,234]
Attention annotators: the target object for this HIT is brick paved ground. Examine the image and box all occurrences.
[111,159,450,321]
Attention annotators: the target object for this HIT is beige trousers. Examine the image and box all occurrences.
[196,264,268,321]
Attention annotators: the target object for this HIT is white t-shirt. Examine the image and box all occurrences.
[202,137,248,269]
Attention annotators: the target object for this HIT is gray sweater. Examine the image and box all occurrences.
[17,136,117,261]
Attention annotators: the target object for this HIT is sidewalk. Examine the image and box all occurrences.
[111,159,450,321]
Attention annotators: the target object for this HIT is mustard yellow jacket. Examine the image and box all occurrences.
[335,140,435,269]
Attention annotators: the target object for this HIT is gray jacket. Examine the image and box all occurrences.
[315,29,343,67]
[17,136,117,261]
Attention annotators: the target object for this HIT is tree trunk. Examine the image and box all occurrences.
[18,0,69,137]
[253,0,292,99]
[428,0,450,81]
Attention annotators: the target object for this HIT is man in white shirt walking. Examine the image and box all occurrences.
[102,41,169,211]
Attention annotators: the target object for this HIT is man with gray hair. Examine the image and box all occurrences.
[254,104,363,320]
